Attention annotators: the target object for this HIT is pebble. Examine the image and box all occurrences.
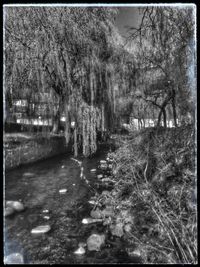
[61,165,65,168]
[6,201,24,212]
[82,218,102,224]
[90,169,96,173]
[31,225,51,234]
[100,160,107,164]
[97,174,103,179]
[4,253,24,264]
[43,216,50,220]
[99,164,108,170]
[74,246,85,255]
[73,184,76,186]
[59,189,67,194]
[128,249,141,257]
[82,218,91,224]
[42,209,49,213]
[88,200,96,205]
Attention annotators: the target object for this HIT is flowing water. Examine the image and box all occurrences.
[4,145,141,264]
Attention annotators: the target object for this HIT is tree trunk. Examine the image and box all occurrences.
[142,118,145,128]
[73,126,78,157]
[163,108,167,128]
[171,94,178,127]
[138,119,142,129]
[64,100,71,145]
[52,108,61,133]
[157,107,167,128]
[157,109,162,127]
[126,115,129,124]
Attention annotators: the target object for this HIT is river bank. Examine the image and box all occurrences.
[4,132,119,171]
[4,133,70,170]
[94,125,197,264]
[4,126,196,264]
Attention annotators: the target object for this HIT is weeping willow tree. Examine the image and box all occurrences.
[4,6,136,156]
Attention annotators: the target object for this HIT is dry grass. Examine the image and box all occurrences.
[101,125,197,263]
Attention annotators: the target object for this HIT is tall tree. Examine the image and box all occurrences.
[127,6,196,127]
[5,6,136,156]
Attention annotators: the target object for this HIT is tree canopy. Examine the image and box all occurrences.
[4,6,136,156]
[4,6,196,155]
[126,6,196,127]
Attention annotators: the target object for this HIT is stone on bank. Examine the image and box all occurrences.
[87,234,105,251]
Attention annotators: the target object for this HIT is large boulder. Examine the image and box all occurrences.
[6,201,24,212]
[87,234,105,251]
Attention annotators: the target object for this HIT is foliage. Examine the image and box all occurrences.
[97,125,196,263]
[4,6,136,156]
[126,6,196,127]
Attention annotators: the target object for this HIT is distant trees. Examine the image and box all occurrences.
[127,6,196,127]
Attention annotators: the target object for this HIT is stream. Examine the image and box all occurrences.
[4,144,142,264]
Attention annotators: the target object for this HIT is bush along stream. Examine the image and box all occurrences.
[92,125,197,264]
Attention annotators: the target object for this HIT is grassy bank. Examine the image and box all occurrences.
[99,125,197,263]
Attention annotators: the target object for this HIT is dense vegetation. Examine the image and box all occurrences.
[93,125,196,263]
[4,5,196,264]
[4,6,196,156]
[4,7,136,156]
[120,6,196,128]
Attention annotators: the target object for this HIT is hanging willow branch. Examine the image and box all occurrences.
[5,6,138,157]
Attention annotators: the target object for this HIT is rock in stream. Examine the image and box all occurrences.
[6,201,25,212]
[31,225,51,234]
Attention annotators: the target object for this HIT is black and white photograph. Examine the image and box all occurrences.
[3,3,197,264]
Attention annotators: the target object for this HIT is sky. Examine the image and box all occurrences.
[115,7,142,39]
